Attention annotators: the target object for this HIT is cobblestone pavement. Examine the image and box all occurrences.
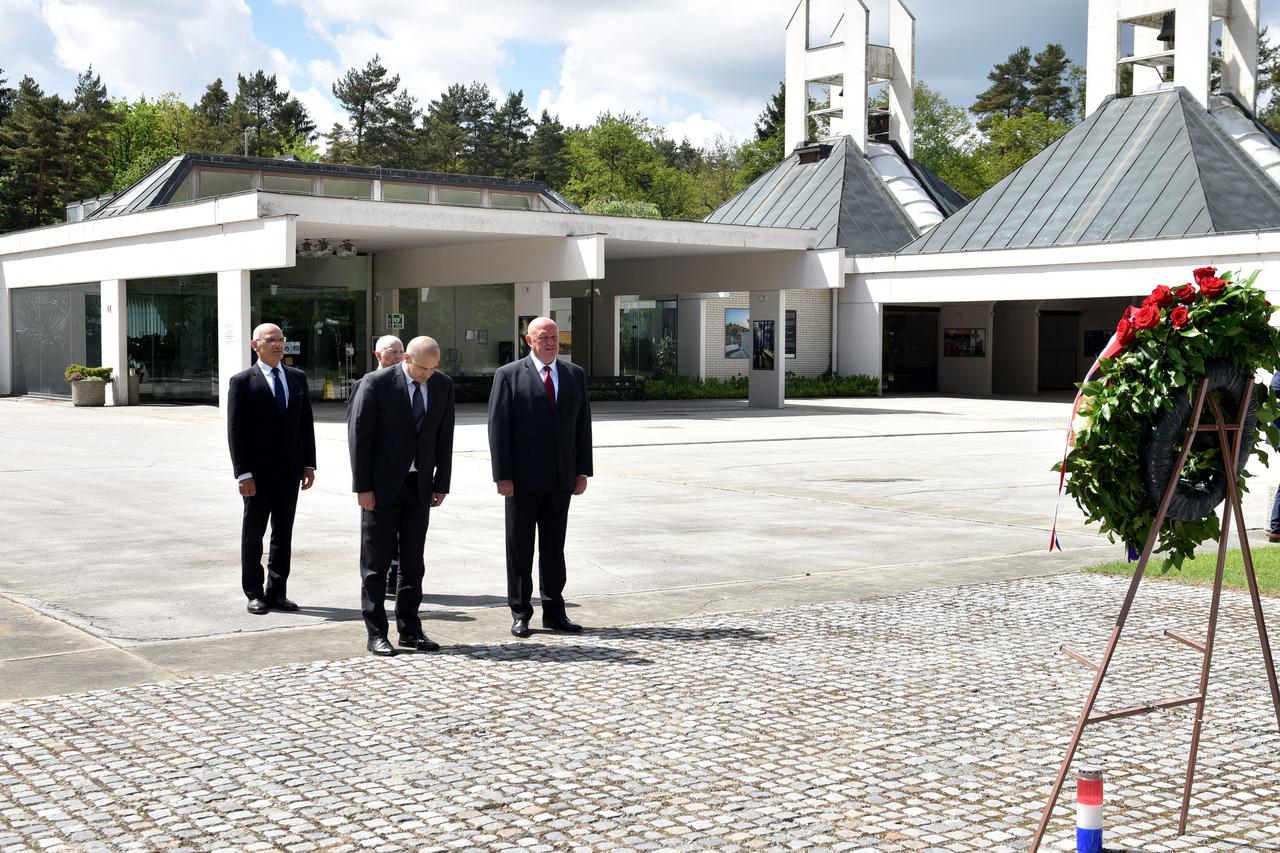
[3,574,1280,852]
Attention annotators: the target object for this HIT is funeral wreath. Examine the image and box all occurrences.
[1056,267,1280,570]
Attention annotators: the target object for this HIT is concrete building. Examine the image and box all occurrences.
[4,0,1280,408]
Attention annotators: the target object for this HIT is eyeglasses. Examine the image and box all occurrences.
[255,337,286,345]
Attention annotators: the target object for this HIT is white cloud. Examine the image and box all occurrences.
[41,0,271,100]
[664,113,740,149]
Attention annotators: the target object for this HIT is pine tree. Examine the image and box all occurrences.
[0,68,13,127]
[371,91,422,168]
[755,81,785,142]
[191,78,236,153]
[1028,43,1074,122]
[331,56,399,163]
[522,110,567,187]
[421,84,469,172]
[233,70,287,155]
[971,46,1033,132]
[490,90,532,178]
[458,82,498,175]
[0,76,68,228]
[61,67,119,202]
[274,97,315,150]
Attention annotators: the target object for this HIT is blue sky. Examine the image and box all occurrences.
[2,0,1276,147]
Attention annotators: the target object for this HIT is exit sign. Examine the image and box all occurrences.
[385,313,405,330]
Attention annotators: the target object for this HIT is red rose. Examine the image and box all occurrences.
[1193,266,1218,284]
[1170,305,1190,329]
[1116,317,1136,347]
[1200,276,1227,299]
[1174,283,1198,304]
[1122,304,1137,320]
[1145,285,1175,308]
[1133,305,1161,330]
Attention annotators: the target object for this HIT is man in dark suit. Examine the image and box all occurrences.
[348,336,455,656]
[369,334,406,596]
[227,322,317,614]
[487,316,593,638]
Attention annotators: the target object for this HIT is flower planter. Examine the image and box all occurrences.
[70,378,107,407]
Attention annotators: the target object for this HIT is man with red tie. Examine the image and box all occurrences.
[226,323,316,615]
[487,316,593,638]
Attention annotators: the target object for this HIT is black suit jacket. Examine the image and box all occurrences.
[227,363,316,485]
[348,365,455,506]
[488,357,593,493]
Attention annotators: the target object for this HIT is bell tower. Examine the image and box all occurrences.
[1085,0,1259,115]
[784,0,916,155]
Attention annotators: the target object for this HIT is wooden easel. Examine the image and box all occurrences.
[1029,377,1280,851]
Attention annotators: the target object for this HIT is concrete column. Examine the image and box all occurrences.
[838,4,869,147]
[1173,0,1213,108]
[514,281,551,344]
[1085,0,1120,115]
[592,293,620,376]
[1222,0,1260,111]
[748,289,786,409]
[783,1,808,152]
[100,279,128,405]
[888,0,916,158]
[217,269,252,415]
[838,299,882,383]
[677,294,707,380]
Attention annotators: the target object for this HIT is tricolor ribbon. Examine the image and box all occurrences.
[1050,333,1126,551]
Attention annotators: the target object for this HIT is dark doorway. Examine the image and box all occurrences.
[1038,311,1080,390]
[883,307,939,392]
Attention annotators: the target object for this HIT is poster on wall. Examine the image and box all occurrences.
[724,308,749,359]
[786,309,797,358]
[517,315,536,359]
[752,320,776,370]
[943,327,986,358]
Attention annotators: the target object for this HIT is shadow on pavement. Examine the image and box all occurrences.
[434,642,654,666]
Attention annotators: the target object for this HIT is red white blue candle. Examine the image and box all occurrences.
[1076,768,1103,853]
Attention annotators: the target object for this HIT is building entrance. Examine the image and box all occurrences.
[883,307,939,392]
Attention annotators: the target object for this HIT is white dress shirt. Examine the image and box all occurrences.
[530,353,559,399]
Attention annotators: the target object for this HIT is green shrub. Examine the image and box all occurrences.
[64,364,114,382]
[654,336,678,378]
[640,372,879,400]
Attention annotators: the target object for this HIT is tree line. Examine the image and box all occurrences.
[3,33,1278,234]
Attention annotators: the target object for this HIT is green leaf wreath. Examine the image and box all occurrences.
[1056,267,1280,570]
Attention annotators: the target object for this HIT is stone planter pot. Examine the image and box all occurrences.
[70,379,107,407]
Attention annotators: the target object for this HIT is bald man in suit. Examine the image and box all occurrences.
[349,336,455,656]
[487,316,593,638]
[226,322,316,614]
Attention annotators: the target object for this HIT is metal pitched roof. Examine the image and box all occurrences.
[705,136,921,254]
[899,87,1280,255]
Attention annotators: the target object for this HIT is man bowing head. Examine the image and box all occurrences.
[349,335,455,656]
[487,316,593,638]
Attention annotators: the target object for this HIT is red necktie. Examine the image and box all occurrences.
[543,365,556,412]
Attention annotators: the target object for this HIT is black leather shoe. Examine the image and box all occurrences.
[246,597,268,615]
[398,634,440,652]
[511,617,531,638]
[266,596,299,612]
[367,636,395,657]
[542,614,583,633]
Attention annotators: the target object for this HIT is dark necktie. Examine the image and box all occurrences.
[412,380,426,431]
[543,365,556,413]
[271,367,287,414]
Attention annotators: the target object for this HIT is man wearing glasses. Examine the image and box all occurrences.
[226,323,317,615]
[487,316,593,638]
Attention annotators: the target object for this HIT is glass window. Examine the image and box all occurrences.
[382,182,432,204]
[10,283,101,396]
[438,188,483,207]
[490,192,532,211]
[621,297,678,377]
[126,275,218,403]
[322,178,373,199]
[263,174,313,194]
[250,256,370,401]
[398,283,514,376]
[197,169,254,199]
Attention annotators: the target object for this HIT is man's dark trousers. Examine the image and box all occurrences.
[241,460,300,601]
[360,473,429,638]
[505,489,571,620]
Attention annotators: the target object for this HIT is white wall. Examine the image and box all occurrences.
[938,304,993,395]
